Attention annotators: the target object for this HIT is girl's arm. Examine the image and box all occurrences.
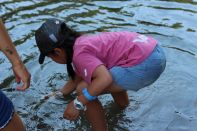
[60,74,83,95]
[77,65,112,105]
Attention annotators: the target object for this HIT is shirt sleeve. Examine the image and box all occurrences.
[73,53,103,84]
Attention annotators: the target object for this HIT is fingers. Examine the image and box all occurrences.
[16,73,31,91]
[10,60,32,92]
[63,102,80,121]
[70,115,78,120]
[15,76,21,84]
[16,82,28,91]
[63,113,79,121]
[54,91,64,99]
[12,64,31,91]
[16,79,30,91]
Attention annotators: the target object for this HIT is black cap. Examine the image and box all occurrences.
[35,18,66,64]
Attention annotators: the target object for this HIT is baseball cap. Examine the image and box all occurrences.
[35,18,66,64]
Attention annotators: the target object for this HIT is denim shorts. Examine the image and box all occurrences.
[110,44,166,91]
[0,90,14,129]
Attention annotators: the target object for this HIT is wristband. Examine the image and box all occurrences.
[82,88,97,101]
[73,97,87,111]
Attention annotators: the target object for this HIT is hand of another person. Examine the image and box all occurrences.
[63,101,80,120]
[12,62,31,91]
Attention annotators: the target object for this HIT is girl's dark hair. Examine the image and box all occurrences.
[59,23,81,80]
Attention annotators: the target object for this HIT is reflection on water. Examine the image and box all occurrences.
[0,0,197,130]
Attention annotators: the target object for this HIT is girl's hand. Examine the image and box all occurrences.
[54,91,65,99]
[63,101,80,120]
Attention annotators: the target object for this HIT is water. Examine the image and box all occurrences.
[0,0,197,131]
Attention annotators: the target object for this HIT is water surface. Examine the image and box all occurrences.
[0,0,197,131]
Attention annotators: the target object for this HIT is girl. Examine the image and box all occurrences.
[35,18,166,131]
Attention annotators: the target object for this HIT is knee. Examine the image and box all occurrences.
[119,100,129,109]
[76,81,88,95]
[111,91,129,109]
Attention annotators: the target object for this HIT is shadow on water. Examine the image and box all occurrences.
[1,0,197,130]
[162,45,195,56]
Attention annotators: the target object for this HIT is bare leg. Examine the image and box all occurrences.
[2,112,25,131]
[105,83,129,109]
[85,99,108,131]
[76,81,108,131]
[111,91,129,109]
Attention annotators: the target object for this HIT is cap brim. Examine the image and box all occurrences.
[39,53,45,64]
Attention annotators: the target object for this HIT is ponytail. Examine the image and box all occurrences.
[65,45,75,80]
[60,22,81,80]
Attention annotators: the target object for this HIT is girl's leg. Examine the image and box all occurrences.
[2,112,25,131]
[111,91,129,109]
[104,83,130,109]
[76,81,108,131]
[85,99,108,131]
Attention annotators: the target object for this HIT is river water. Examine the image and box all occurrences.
[0,0,197,131]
